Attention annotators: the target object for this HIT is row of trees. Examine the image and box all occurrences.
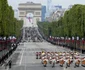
[0,0,23,37]
[38,4,85,39]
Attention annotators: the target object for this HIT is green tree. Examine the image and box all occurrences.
[0,0,2,34]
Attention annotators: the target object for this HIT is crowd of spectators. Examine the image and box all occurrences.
[45,36,85,54]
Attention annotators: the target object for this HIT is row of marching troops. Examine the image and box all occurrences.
[36,51,85,68]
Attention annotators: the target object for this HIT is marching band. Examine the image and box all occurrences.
[36,51,85,68]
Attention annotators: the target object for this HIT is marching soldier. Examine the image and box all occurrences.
[62,52,66,56]
[41,51,45,57]
[39,52,41,59]
[41,56,45,64]
[74,57,80,68]
[51,57,56,67]
[55,52,58,57]
[56,56,59,64]
[36,52,38,59]
[81,57,85,66]
[36,51,85,68]
[70,56,73,63]
[43,57,48,67]
[59,58,65,67]
[49,56,52,64]
[66,57,71,68]
[47,52,51,56]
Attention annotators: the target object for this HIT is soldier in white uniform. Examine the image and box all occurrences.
[49,56,52,64]
[55,53,58,56]
[36,52,38,59]
[74,57,80,67]
[59,57,65,67]
[41,52,45,57]
[81,57,85,66]
[65,57,71,68]
[51,57,56,67]
[41,56,45,64]
[43,57,48,67]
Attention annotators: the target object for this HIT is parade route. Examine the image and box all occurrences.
[0,41,85,70]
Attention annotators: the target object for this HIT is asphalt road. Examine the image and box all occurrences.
[0,41,85,70]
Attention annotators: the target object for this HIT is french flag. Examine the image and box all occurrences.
[26,16,31,22]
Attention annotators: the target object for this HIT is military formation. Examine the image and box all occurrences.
[36,51,85,68]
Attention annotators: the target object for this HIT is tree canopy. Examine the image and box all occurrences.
[38,4,85,38]
[0,0,23,37]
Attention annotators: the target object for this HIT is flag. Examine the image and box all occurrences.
[26,16,31,22]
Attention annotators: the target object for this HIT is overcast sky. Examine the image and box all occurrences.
[8,0,85,9]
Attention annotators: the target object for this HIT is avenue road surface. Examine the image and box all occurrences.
[0,41,85,70]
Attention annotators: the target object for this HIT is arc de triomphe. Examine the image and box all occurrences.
[18,2,42,27]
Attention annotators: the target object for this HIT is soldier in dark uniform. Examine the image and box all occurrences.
[9,59,12,68]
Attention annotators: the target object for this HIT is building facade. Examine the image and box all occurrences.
[18,2,42,27]
[41,6,46,22]
[45,7,65,22]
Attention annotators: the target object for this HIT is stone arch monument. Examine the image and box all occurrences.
[18,2,42,27]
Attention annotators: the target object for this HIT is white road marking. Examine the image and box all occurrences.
[19,44,25,65]
[19,49,24,65]
[24,55,26,70]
